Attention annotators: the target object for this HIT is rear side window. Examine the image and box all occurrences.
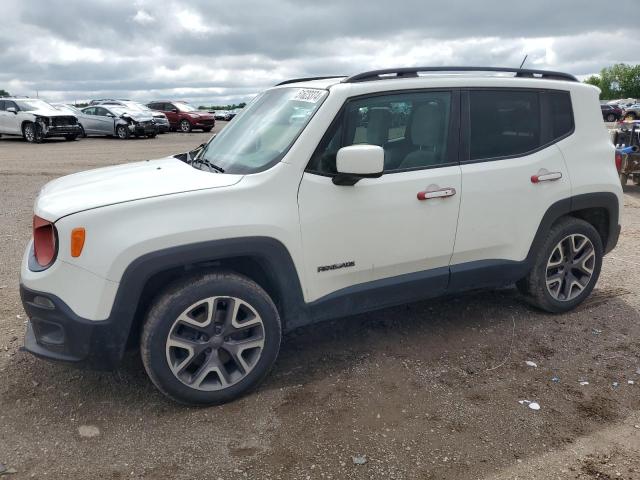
[468,89,574,161]
[545,90,573,140]
[469,90,540,161]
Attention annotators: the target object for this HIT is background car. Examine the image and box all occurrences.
[94,100,171,133]
[622,104,640,120]
[80,105,157,139]
[601,104,623,122]
[0,97,81,143]
[147,100,215,132]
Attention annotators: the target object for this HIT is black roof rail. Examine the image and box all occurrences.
[343,66,578,83]
[275,75,346,86]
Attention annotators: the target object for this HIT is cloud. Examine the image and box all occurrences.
[1,0,638,104]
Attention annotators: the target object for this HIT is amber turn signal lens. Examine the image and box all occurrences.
[70,228,85,257]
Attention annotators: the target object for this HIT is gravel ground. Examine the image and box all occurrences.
[1,127,639,479]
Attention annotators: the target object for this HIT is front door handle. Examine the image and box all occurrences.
[417,187,456,200]
[531,171,562,183]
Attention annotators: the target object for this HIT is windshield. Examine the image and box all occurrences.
[15,99,53,111]
[174,102,199,112]
[196,88,327,174]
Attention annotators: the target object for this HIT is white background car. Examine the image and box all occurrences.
[20,67,622,405]
[0,97,82,142]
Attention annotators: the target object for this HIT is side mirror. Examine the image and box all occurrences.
[6,107,17,114]
[333,144,384,186]
[106,113,115,118]
[171,108,178,113]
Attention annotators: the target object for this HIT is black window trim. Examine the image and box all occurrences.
[305,87,462,177]
[460,87,575,165]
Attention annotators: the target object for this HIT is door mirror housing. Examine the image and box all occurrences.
[6,107,17,114]
[171,108,179,113]
[105,113,115,118]
[333,144,384,186]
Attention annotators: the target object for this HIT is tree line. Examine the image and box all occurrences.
[198,102,246,111]
[584,63,640,100]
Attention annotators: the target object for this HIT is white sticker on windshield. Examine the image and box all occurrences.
[292,89,324,103]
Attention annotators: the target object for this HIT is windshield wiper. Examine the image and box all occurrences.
[190,156,225,173]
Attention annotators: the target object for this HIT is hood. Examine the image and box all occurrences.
[119,110,154,122]
[35,156,243,220]
[31,105,77,118]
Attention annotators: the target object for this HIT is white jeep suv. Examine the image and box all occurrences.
[19,67,622,405]
[0,97,82,142]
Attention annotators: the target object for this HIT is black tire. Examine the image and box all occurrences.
[620,173,629,187]
[141,271,282,406]
[202,127,213,133]
[633,176,640,186]
[79,125,86,138]
[147,131,157,139]
[179,119,192,133]
[65,134,78,141]
[606,113,616,122]
[517,217,603,313]
[116,124,129,139]
[22,122,43,143]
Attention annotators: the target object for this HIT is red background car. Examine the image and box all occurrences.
[146,100,215,132]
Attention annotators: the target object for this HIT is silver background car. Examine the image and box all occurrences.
[80,105,157,139]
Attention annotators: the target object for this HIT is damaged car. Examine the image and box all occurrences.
[0,97,82,143]
[80,105,158,139]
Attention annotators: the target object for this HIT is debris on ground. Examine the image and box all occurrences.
[579,381,590,386]
[352,455,367,465]
[518,400,540,410]
[525,361,538,368]
[551,376,560,383]
[78,425,100,438]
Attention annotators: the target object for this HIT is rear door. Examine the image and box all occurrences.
[163,103,179,126]
[450,88,573,288]
[1,101,21,134]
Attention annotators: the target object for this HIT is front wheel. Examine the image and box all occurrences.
[116,124,129,139]
[65,134,78,141]
[23,122,43,143]
[517,218,603,313]
[147,131,157,139]
[179,119,192,133]
[141,271,282,405]
[606,113,616,122]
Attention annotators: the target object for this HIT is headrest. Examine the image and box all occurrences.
[410,103,444,147]
[366,107,391,146]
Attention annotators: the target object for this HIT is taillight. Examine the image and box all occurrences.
[615,151,623,172]
[33,215,57,267]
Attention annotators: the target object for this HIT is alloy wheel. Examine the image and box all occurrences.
[165,296,265,391]
[24,124,35,142]
[545,234,595,301]
[180,120,191,132]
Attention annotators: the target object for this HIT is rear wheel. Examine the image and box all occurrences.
[179,119,192,133]
[116,124,129,139]
[141,271,282,405]
[517,218,602,313]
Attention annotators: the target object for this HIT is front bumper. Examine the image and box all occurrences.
[129,122,158,136]
[43,124,82,138]
[21,285,127,370]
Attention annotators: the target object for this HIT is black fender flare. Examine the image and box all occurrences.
[109,236,306,351]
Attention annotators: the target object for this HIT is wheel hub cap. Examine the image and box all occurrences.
[545,233,595,301]
[165,296,265,391]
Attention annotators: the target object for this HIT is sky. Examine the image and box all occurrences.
[1,0,639,106]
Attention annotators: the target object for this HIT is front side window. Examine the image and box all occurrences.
[14,99,51,112]
[308,91,452,174]
[469,90,541,161]
[195,87,328,174]
[174,102,198,112]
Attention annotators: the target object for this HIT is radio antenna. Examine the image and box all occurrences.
[519,55,528,69]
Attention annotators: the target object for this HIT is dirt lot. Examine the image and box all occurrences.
[1,128,639,479]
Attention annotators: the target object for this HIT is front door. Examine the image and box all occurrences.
[298,90,461,302]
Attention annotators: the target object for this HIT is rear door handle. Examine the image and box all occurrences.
[417,187,456,200]
[531,171,562,183]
